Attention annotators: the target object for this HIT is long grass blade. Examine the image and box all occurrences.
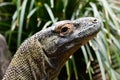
[17,0,28,47]
[0,2,13,7]
[71,56,78,80]
[95,51,106,80]
[66,61,71,80]
[81,46,92,80]
[44,3,56,23]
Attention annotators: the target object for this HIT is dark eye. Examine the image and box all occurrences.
[61,27,68,33]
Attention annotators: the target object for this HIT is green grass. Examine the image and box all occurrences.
[0,0,120,80]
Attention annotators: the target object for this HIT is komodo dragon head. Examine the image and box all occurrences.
[36,17,101,79]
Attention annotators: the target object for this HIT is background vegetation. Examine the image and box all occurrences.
[0,0,120,80]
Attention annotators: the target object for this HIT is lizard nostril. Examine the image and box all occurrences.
[94,19,97,21]
[92,18,98,23]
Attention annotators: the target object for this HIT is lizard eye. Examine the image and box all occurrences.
[59,23,74,36]
[54,23,74,37]
[61,27,69,33]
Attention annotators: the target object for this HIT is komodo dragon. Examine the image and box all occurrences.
[2,17,101,80]
[0,34,11,79]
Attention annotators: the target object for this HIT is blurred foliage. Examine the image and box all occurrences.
[0,0,120,80]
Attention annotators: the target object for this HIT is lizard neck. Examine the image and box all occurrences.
[42,43,81,80]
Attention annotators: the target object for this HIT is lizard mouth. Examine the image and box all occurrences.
[76,30,99,46]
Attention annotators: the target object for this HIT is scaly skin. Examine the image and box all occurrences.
[0,34,11,79]
[2,17,101,80]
